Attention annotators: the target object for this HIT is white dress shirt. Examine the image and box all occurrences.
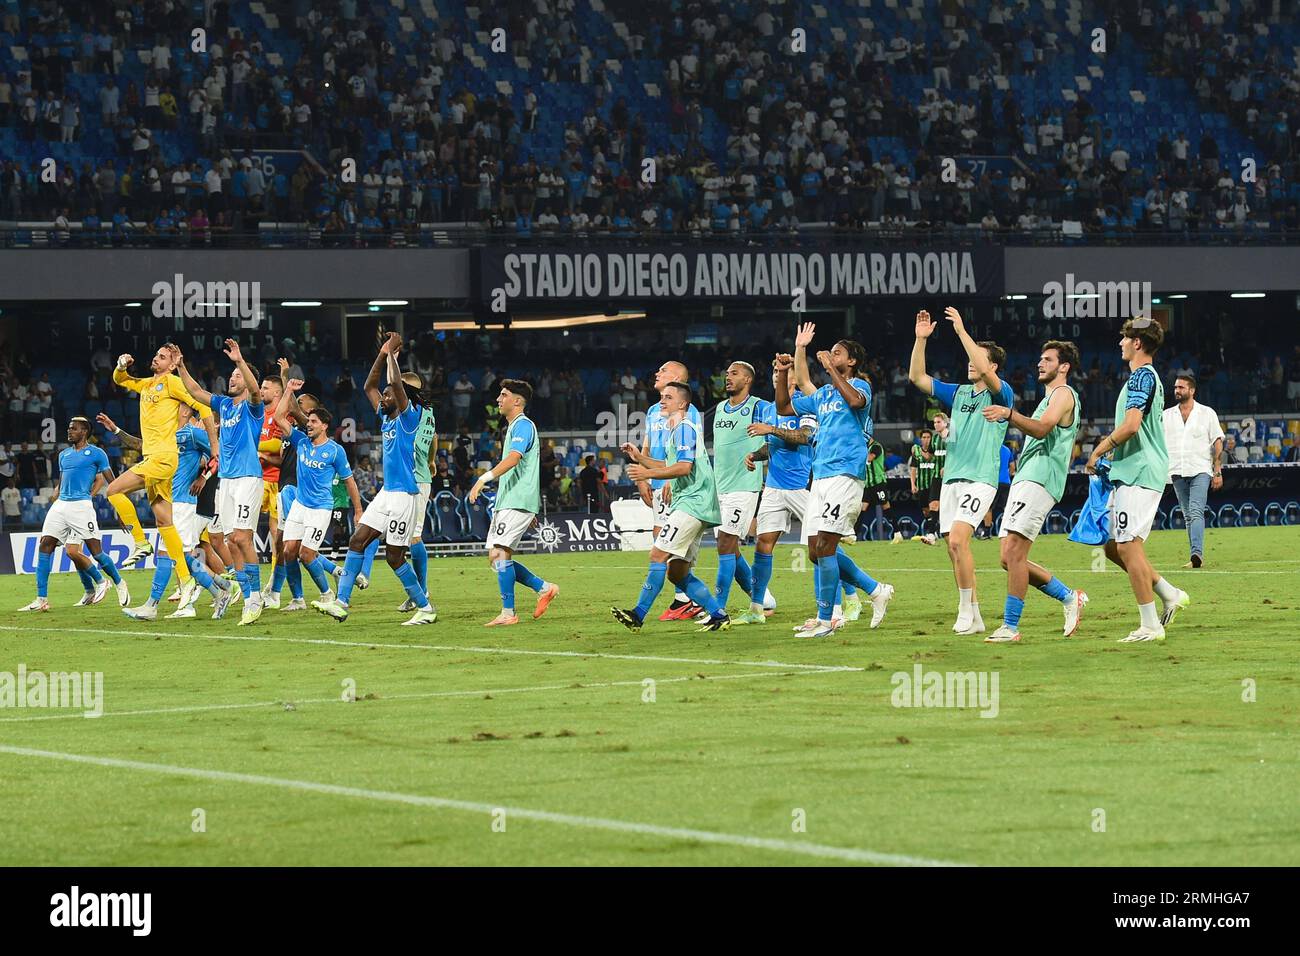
[1163,401,1225,478]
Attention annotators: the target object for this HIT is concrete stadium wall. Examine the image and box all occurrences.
[0,248,472,300]
[2,245,1299,301]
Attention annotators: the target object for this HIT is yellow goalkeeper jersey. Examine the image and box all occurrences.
[113,368,210,460]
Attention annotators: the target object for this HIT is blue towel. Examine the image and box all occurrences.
[1069,459,1112,546]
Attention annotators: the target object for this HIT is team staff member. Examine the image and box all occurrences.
[1163,373,1225,569]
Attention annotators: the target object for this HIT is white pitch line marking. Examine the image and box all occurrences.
[0,743,971,867]
[0,626,864,673]
[560,564,1300,575]
[0,668,841,723]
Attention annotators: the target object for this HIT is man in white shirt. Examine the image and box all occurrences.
[1163,373,1224,568]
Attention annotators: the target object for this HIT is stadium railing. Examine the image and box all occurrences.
[7,223,1300,250]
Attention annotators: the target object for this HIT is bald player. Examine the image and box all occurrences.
[638,359,704,620]
[709,359,777,621]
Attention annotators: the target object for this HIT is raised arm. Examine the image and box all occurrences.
[909,309,936,395]
[277,358,309,427]
[273,377,302,435]
[792,322,817,396]
[774,354,795,415]
[363,337,392,412]
[382,335,408,413]
[174,352,214,408]
[816,350,867,409]
[96,412,142,450]
[944,307,1002,395]
[111,354,147,393]
[222,338,260,402]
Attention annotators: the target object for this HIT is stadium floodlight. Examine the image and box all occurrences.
[1230,292,1265,298]
[124,301,142,307]
[280,300,323,306]
[1008,294,1028,300]
[1167,294,1188,299]
[368,299,408,306]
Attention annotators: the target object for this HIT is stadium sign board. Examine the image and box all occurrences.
[476,246,1004,304]
[527,513,623,553]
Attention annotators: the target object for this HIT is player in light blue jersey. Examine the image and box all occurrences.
[313,332,437,625]
[638,359,705,620]
[272,380,364,606]
[778,322,894,637]
[19,416,129,612]
[108,404,234,621]
[176,339,266,625]
[737,364,818,625]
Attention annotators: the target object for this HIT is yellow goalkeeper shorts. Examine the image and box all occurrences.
[129,456,178,502]
[261,481,280,520]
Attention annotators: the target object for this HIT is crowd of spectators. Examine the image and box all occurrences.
[3,0,1300,244]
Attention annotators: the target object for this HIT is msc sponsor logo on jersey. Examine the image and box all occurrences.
[818,399,845,415]
[300,451,332,470]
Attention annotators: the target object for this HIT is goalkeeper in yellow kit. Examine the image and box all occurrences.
[105,344,219,605]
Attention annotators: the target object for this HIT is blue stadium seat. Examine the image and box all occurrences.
[1216,504,1239,528]
[1046,510,1069,535]
[1167,506,1186,530]
[1287,502,1300,526]
[461,494,494,542]
[1264,502,1285,526]
[1238,502,1260,527]
[861,516,892,542]
[894,516,918,539]
[431,491,465,543]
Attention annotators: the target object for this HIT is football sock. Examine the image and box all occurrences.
[634,562,668,620]
[110,494,146,543]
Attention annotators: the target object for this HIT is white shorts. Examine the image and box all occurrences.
[939,479,996,534]
[755,486,812,542]
[651,484,671,527]
[41,499,99,545]
[998,481,1056,542]
[360,488,421,546]
[654,509,708,564]
[217,475,263,532]
[172,501,202,551]
[807,475,864,537]
[714,490,760,539]
[410,482,431,543]
[486,507,536,551]
[203,511,224,536]
[283,500,333,551]
[1110,484,1163,543]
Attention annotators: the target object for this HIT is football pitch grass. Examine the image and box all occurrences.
[0,526,1295,867]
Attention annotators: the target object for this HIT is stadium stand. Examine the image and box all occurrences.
[3,0,1300,245]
